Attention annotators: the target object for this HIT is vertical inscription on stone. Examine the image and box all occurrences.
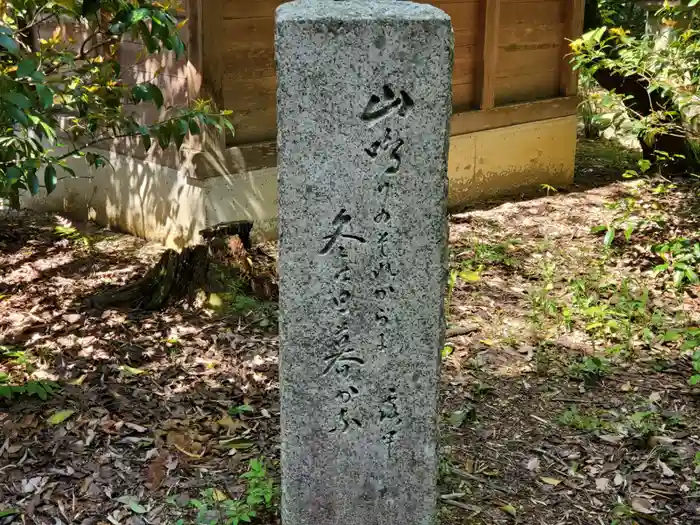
[363,119,407,457]
[276,2,453,525]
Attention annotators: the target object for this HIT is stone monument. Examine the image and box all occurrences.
[276,1,453,524]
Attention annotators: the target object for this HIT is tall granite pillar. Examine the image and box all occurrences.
[276,2,453,524]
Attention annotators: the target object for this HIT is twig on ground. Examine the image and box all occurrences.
[448,466,512,494]
[440,493,466,500]
[442,498,482,519]
[446,325,479,338]
[533,448,570,470]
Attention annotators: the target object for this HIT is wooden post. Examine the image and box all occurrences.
[477,0,501,110]
[186,0,204,102]
[559,0,585,96]
[183,0,227,156]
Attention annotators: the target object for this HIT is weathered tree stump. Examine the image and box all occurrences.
[88,220,264,310]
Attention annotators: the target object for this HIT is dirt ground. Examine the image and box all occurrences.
[2,139,700,525]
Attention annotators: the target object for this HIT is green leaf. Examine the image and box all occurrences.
[5,166,22,183]
[27,171,39,195]
[142,133,152,151]
[35,85,54,109]
[0,509,19,518]
[170,35,185,59]
[674,270,685,288]
[0,33,19,53]
[38,120,57,141]
[3,92,31,109]
[441,345,453,359]
[638,158,652,173]
[131,84,151,104]
[603,227,615,247]
[16,58,38,78]
[59,164,76,178]
[690,375,700,386]
[222,118,236,137]
[47,409,75,425]
[119,365,146,376]
[581,26,607,45]
[540,477,562,485]
[663,330,681,342]
[500,504,517,517]
[82,0,101,17]
[448,410,467,427]
[116,496,147,514]
[129,8,150,24]
[146,83,164,109]
[44,165,57,194]
[685,268,699,284]
[459,270,481,282]
[653,263,669,274]
[229,404,254,415]
[689,0,699,6]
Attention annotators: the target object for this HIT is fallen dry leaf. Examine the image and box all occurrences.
[47,409,75,425]
[631,497,654,515]
[540,477,561,486]
[145,451,169,490]
[658,460,675,478]
[527,457,540,471]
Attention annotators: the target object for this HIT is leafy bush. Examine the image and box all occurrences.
[568,355,610,382]
[652,238,700,288]
[571,7,700,169]
[0,0,232,206]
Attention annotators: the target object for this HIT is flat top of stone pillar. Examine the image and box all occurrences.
[276,0,451,22]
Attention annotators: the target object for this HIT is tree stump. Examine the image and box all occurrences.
[88,220,269,310]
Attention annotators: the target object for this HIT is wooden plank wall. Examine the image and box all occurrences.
[429,0,480,112]
[209,0,580,146]
[216,1,279,145]
[495,0,566,105]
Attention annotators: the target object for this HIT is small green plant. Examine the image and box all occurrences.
[171,458,275,525]
[652,238,700,288]
[625,411,663,440]
[528,261,558,325]
[540,183,559,196]
[689,342,700,386]
[0,346,58,401]
[228,404,254,417]
[567,278,661,354]
[558,406,608,432]
[568,355,610,382]
[0,379,58,401]
[463,240,520,269]
[54,216,91,248]
[441,344,454,359]
[591,195,648,248]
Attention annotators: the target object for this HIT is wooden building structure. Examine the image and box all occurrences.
[29,0,586,246]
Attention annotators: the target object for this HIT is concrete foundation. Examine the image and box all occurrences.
[23,116,576,247]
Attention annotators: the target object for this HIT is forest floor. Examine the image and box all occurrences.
[2,138,700,525]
